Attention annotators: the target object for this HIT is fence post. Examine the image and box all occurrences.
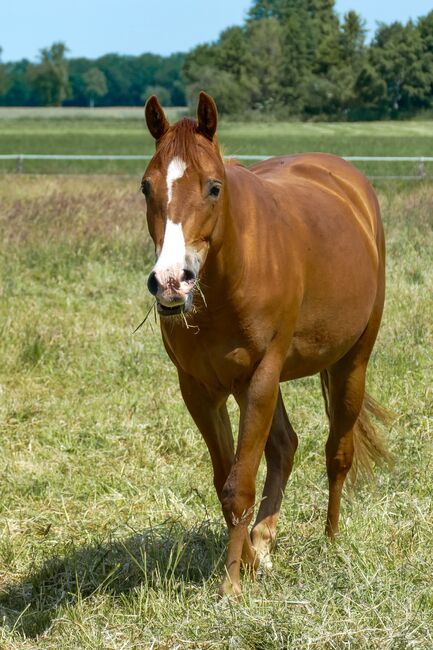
[418,159,425,179]
[16,155,23,174]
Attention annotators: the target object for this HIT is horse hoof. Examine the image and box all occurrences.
[254,549,273,578]
[251,534,273,574]
[258,553,273,573]
[218,578,242,600]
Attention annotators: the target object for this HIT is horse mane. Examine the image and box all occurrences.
[154,118,222,169]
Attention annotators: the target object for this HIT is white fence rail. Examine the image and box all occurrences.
[1,154,433,178]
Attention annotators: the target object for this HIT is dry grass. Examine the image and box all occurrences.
[0,175,432,648]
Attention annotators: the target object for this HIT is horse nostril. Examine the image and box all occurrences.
[147,271,159,296]
[182,268,196,283]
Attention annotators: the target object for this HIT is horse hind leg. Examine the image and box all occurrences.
[321,362,364,538]
[321,329,391,538]
[251,388,298,569]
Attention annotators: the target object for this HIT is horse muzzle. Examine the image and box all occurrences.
[147,268,196,317]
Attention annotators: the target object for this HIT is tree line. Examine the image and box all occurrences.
[0,44,186,108]
[184,0,433,119]
[1,0,433,120]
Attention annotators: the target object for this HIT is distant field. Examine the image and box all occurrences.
[1,107,433,177]
[0,106,186,121]
[0,175,432,648]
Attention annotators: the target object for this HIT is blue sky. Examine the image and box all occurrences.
[1,0,432,62]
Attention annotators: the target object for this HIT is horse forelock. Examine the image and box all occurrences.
[153,117,221,171]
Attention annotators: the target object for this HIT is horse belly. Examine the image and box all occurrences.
[281,254,379,380]
[281,322,362,380]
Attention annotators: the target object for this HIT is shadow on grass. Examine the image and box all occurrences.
[0,517,225,638]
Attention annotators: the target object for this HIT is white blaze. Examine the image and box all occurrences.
[154,219,185,272]
[154,157,187,274]
[166,157,187,205]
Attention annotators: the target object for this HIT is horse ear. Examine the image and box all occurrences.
[197,91,218,140]
[145,95,169,141]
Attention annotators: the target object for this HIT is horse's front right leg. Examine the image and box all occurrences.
[178,369,233,497]
[177,370,258,569]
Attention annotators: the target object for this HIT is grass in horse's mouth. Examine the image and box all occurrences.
[133,300,157,333]
[133,293,197,332]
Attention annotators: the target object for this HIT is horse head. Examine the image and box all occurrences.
[142,92,225,316]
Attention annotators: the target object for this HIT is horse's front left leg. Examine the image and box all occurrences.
[220,354,281,598]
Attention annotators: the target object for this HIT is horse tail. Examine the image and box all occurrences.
[351,393,394,481]
[320,373,394,482]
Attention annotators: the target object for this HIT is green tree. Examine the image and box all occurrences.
[185,64,250,115]
[308,0,340,75]
[0,47,9,97]
[30,42,70,105]
[82,67,107,107]
[245,17,285,110]
[418,10,433,54]
[0,60,34,105]
[184,41,250,114]
[417,11,433,107]
[215,26,249,82]
[312,11,367,117]
[183,43,218,84]
[247,0,346,116]
[248,0,298,21]
[353,64,387,115]
[90,54,130,105]
[369,21,433,113]
[143,84,171,106]
[154,52,186,105]
[276,10,308,112]
[340,11,366,63]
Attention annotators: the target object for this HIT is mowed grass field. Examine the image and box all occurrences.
[0,110,432,648]
[1,107,433,178]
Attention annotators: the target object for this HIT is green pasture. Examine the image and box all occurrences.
[1,107,433,178]
[0,173,432,648]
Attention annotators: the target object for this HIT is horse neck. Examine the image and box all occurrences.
[202,165,261,302]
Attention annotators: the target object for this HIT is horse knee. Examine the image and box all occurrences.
[221,482,255,527]
[327,457,353,481]
[326,442,354,479]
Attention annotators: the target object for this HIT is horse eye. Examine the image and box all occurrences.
[141,179,151,197]
[208,182,221,199]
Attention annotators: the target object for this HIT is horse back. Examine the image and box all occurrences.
[250,152,382,247]
[245,152,385,378]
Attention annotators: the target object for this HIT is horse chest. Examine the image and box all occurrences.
[161,325,260,390]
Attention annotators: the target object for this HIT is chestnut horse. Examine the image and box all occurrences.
[141,92,390,597]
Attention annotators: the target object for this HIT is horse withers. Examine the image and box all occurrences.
[141,92,391,597]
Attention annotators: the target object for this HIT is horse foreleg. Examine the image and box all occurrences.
[178,370,255,566]
[219,354,281,598]
[179,369,233,491]
[251,388,298,570]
